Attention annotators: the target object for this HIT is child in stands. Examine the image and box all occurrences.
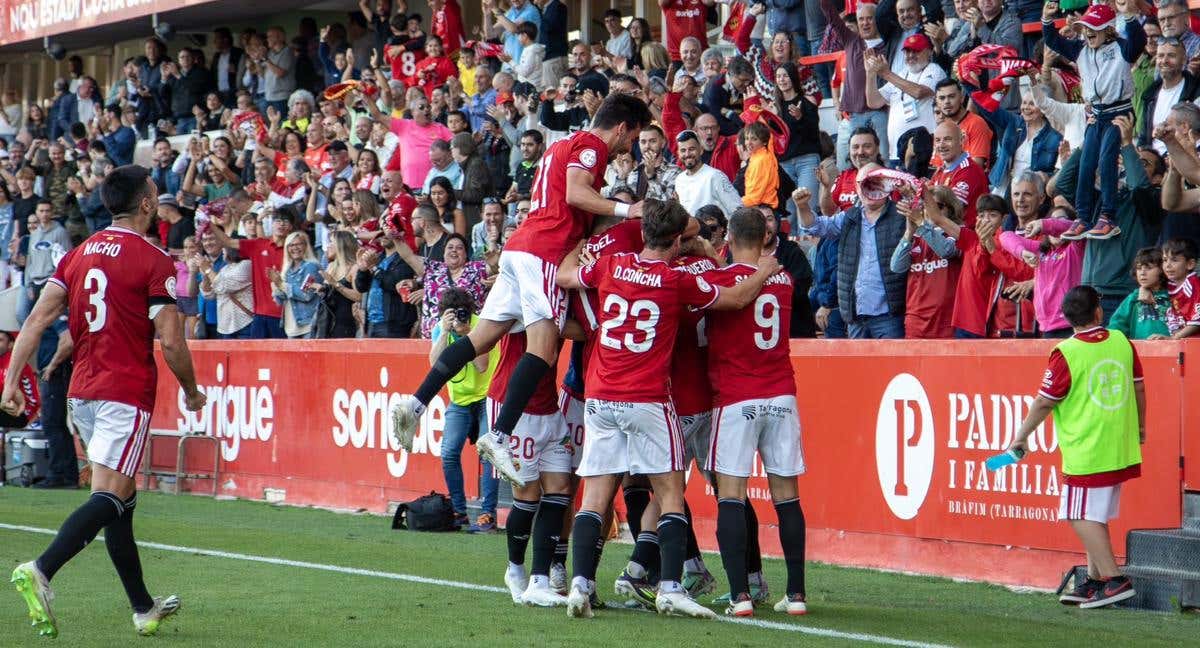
[1152,237,1200,340]
[1109,247,1170,340]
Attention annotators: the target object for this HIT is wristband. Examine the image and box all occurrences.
[614,202,630,218]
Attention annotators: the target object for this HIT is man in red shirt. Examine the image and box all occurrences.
[0,330,39,428]
[703,207,808,617]
[391,95,652,489]
[556,199,778,620]
[660,0,713,61]
[431,0,465,56]
[208,193,296,338]
[3,166,205,639]
[929,121,988,227]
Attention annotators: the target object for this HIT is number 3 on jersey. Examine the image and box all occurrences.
[600,294,660,353]
[83,268,108,332]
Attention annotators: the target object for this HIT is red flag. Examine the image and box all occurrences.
[721,3,746,43]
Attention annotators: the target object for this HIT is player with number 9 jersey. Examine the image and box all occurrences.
[703,264,796,407]
[51,225,177,412]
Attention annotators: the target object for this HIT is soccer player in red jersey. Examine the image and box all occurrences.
[703,207,809,617]
[2,166,206,639]
[392,94,653,488]
[556,199,778,620]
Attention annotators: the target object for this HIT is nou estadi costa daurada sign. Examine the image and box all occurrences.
[0,0,216,47]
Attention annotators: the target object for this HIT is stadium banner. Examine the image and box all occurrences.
[0,0,217,47]
[150,339,1193,586]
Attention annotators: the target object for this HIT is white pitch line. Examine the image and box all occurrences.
[0,522,952,648]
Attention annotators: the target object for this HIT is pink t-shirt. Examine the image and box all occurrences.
[389,118,453,190]
[174,261,193,298]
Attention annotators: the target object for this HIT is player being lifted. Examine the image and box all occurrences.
[556,199,779,620]
[705,207,809,617]
[2,166,207,638]
[390,94,653,487]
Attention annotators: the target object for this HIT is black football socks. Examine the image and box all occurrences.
[507,498,538,566]
[37,491,125,580]
[774,497,807,597]
[716,498,750,599]
[104,494,155,613]
[414,337,478,408]
[491,354,550,437]
[530,493,570,577]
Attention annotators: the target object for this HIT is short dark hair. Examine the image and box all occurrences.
[1137,146,1167,178]
[728,207,766,248]
[520,129,544,145]
[0,330,13,344]
[640,124,664,139]
[430,138,451,153]
[1061,285,1101,328]
[1163,237,1199,261]
[603,8,622,19]
[641,199,689,249]
[935,78,963,94]
[446,110,468,124]
[100,165,153,215]
[274,204,301,228]
[1132,247,1164,282]
[727,56,754,78]
[517,21,538,40]
[590,94,653,132]
[848,126,879,146]
[696,205,727,229]
[438,287,476,314]
[35,199,53,211]
[976,193,1008,215]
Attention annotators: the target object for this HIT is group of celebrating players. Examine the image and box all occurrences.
[0,91,805,639]
[391,92,809,620]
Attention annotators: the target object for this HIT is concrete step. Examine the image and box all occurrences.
[1126,528,1200,575]
[1185,492,1200,531]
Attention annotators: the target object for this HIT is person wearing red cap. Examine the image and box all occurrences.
[863,32,945,167]
[1042,1,1147,242]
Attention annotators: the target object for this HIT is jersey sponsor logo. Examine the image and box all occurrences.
[176,362,274,462]
[875,373,935,520]
[82,240,122,257]
[910,257,949,274]
[331,366,447,478]
[612,265,663,287]
[741,405,756,421]
[671,7,702,18]
[578,148,598,169]
[1086,359,1132,411]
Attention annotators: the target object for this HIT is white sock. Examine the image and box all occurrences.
[571,576,593,594]
[507,562,524,577]
[411,399,426,416]
[658,580,684,594]
[626,561,647,579]
[530,574,550,588]
[683,558,705,573]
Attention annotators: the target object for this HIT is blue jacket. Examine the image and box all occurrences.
[102,126,137,167]
[975,101,1062,194]
[809,236,839,309]
[50,93,77,141]
[272,261,322,326]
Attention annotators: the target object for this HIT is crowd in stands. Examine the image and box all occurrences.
[1,0,1200,344]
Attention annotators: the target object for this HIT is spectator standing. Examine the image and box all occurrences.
[673,130,743,217]
[209,199,296,338]
[703,57,755,136]
[416,204,449,262]
[472,201,507,260]
[24,201,71,304]
[1157,103,1200,247]
[1131,19,1161,138]
[626,125,680,201]
[740,123,780,209]
[1156,0,1200,60]
[428,287,501,530]
[34,144,77,225]
[822,0,892,168]
[429,176,467,236]
[355,232,419,338]
[211,27,245,107]
[864,35,945,167]
[365,93,453,191]
[797,164,909,339]
[663,76,740,182]
[763,202,818,338]
[451,133,494,232]
[312,230,362,338]
[1136,37,1200,154]
[431,0,466,56]
[973,80,1062,196]
[269,231,322,338]
[33,320,76,488]
[822,128,885,215]
[774,62,823,221]
[149,138,182,196]
[603,10,634,60]
[929,121,988,226]
[660,0,712,61]
[507,23,546,90]
[198,245,255,339]
[932,79,993,168]
[538,0,569,91]
[253,27,298,115]
[162,49,214,134]
[398,232,490,338]
[1001,205,1089,337]
[485,0,542,70]
[889,186,963,339]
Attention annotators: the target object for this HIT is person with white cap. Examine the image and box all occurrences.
[1042,1,1146,242]
[863,32,946,168]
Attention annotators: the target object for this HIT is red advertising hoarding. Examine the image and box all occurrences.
[0,0,217,47]
[148,339,1192,587]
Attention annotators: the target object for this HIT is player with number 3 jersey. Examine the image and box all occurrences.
[2,166,205,639]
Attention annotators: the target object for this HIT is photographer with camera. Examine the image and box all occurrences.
[430,287,501,531]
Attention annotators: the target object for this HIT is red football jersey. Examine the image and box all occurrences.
[505,130,608,264]
[930,153,987,227]
[433,0,466,55]
[670,255,719,416]
[0,350,40,420]
[662,0,708,60]
[50,226,176,411]
[578,253,719,402]
[1167,273,1200,333]
[903,235,960,339]
[487,332,559,415]
[239,238,284,318]
[704,263,795,406]
[831,168,859,213]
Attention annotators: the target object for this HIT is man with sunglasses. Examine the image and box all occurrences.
[362,93,453,192]
[1156,0,1200,61]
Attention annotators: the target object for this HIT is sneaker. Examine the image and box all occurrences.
[589,590,605,610]
[1084,217,1121,240]
[467,514,496,533]
[725,592,754,617]
[614,570,657,609]
[477,433,526,487]
[452,513,470,530]
[133,595,180,636]
[656,591,717,619]
[1059,219,1089,241]
[390,396,420,452]
[549,563,568,595]
[11,561,56,638]
[504,568,528,604]
[520,582,568,607]
[1059,577,1104,605]
[566,584,593,619]
[713,580,769,605]
[773,593,808,615]
[1078,576,1136,609]
[682,569,717,597]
